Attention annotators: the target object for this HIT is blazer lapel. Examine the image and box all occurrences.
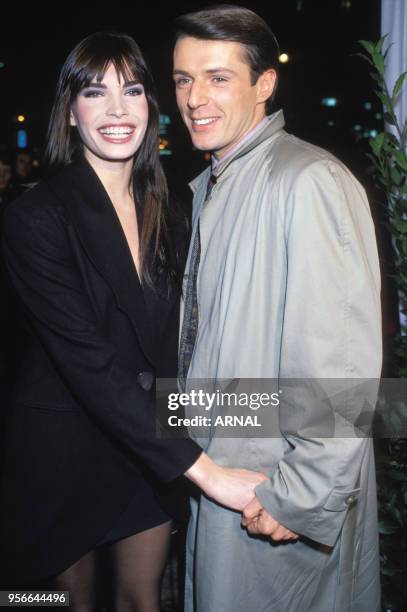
[46,157,156,365]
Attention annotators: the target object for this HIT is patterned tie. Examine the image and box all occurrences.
[178,174,216,386]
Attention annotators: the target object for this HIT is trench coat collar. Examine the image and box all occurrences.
[189,110,285,195]
[45,156,155,365]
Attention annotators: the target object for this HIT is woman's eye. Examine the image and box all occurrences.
[175,78,191,87]
[126,87,143,96]
[83,90,103,98]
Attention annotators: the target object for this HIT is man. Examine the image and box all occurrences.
[173,5,382,612]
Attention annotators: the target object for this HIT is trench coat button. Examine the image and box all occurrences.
[346,495,356,505]
[137,371,154,391]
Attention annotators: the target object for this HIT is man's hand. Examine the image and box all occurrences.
[242,496,299,541]
[185,453,268,511]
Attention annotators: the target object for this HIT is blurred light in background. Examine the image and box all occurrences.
[17,115,25,123]
[321,97,338,107]
[159,115,172,155]
[17,129,27,148]
[278,53,289,64]
[159,114,171,133]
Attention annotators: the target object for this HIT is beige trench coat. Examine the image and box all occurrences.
[181,111,382,611]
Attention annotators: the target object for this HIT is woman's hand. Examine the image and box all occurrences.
[185,452,268,511]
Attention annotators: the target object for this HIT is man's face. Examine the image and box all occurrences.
[173,37,274,159]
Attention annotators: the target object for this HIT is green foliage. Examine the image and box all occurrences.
[359,37,407,611]
[376,440,407,610]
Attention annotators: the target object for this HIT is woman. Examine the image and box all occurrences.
[0,32,264,611]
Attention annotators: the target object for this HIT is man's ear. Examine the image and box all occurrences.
[256,69,277,105]
[69,110,76,127]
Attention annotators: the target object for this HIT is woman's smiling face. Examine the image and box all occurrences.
[70,62,149,164]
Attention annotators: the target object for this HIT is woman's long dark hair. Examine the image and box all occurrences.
[45,32,175,290]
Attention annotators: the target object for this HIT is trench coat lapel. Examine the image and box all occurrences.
[45,157,155,365]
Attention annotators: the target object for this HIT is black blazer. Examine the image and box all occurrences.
[0,157,200,583]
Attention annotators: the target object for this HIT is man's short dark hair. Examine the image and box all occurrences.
[174,4,279,113]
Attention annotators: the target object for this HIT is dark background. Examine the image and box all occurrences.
[0,0,399,386]
[1,0,382,181]
[0,1,401,603]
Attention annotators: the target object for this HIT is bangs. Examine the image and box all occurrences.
[66,34,146,98]
[72,56,141,95]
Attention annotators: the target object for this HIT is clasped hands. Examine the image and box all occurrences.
[242,496,299,541]
[211,465,299,541]
[186,454,299,541]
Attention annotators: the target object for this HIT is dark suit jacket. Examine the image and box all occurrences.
[0,157,201,583]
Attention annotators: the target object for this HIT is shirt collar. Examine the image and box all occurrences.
[211,116,269,171]
[190,110,285,193]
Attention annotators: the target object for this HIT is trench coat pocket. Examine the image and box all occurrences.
[323,487,360,511]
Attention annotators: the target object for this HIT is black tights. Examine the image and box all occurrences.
[54,520,172,612]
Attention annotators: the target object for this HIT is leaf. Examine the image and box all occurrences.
[370,138,382,157]
[377,91,393,113]
[375,35,388,53]
[390,166,401,185]
[392,71,407,99]
[391,508,405,526]
[384,112,397,126]
[386,132,401,147]
[359,39,375,55]
[394,220,407,233]
[365,153,381,171]
[355,52,374,67]
[394,149,407,171]
[375,132,385,149]
[369,71,381,83]
[383,41,394,60]
[373,50,385,76]
[403,240,407,257]
[355,53,375,68]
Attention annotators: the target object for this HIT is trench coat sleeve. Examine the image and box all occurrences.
[255,159,382,547]
[1,198,202,482]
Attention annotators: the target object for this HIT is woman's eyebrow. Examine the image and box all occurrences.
[85,80,140,88]
[85,82,107,89]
